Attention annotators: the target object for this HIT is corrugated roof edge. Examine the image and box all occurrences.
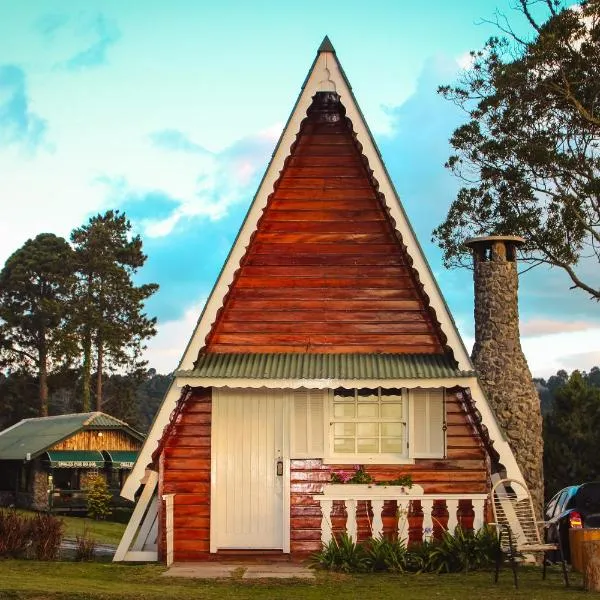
[177,353,475,380]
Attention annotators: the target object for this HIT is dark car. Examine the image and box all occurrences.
[545,482,600,562]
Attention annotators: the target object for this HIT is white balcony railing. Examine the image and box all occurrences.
[312,484,487,544]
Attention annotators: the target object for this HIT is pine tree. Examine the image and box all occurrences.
[70,211,158,411]
[0,234,77,416]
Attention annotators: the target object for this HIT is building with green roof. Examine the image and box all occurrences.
[0,412,144,511]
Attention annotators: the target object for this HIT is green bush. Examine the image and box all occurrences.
[85,474,112,520]
[311,527,499,574]
[426,526,500,573]
[310,533,370,573]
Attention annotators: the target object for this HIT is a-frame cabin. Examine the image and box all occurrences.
[115,37,524,564]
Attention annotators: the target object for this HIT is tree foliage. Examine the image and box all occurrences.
[543,368,600,496]
[435,0,600,300]
[0,234,76,415]
[71,210,158,411]
[85,473,112,520]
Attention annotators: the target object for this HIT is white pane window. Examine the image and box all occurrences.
[331,388,407,458]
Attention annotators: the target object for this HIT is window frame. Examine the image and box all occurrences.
[323,387,415,465]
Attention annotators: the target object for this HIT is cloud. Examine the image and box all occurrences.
[0,65,47,150]
[521,318,599,337]
[144,302,206,374]
[102,124,278,241]
[150,129,210,155]
[35,13,69,38]
[61,14,120,70]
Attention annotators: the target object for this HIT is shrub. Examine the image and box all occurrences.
[416,526,499,574]
[364,536,421,573]
[0,510,32,558]
[75,528,97,561]
[311,527,499,574]
[30,513,63,560]
[0,510,63,560]
[310,533,370,572]
[85,474,112,520]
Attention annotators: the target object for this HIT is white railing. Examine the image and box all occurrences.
[312,484,487,544]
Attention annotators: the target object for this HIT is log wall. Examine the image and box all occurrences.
[203,92,447,354]
[160,388,212,562]
[157,387,488,560]
[290,390,489,555]
[50,430,141,452]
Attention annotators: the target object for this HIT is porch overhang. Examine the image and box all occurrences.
[45,450,105,468]
[104,450,138,469]
[177,353,474,382]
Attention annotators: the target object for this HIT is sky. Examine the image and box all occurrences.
[0,0,598,379]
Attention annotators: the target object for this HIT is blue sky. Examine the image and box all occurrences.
[0,0,597,377]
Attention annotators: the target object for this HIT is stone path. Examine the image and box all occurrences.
[163,562,315,580]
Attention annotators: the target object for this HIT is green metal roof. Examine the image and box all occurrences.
[104,450,138,469]
[178,353,474,380]
[0,412,144,461]
[45,450,105,468]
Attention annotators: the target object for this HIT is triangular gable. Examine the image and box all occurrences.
[178,38,471,371]
[202,91,449,355]
[121,38,524,502]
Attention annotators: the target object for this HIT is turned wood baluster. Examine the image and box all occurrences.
[346,499,358,541]
[371,500,384,538]
[397,499,410,541]
[321,499,333,545]
[421,498,434,540]
[472,498,485,531]
[446,499,459,532]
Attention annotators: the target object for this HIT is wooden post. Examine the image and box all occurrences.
[582,540,600,592]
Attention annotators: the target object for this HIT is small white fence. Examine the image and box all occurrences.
[312,484,487,544]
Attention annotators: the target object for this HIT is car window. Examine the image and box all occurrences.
[574,483,600,513]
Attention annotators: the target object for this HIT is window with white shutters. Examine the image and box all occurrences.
[291,387,446,463]
[291,389,325,458]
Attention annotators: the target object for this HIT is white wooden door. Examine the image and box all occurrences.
[212,389,287,549]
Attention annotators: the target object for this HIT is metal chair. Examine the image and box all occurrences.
[491,478,569,588]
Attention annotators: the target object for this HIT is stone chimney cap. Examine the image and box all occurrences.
[465,235,525,248]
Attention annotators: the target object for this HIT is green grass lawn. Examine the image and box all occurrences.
[0,561,585,600]
[14,509,126,546]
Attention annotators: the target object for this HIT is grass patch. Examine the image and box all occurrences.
[0,560,584,600]
[14,510,125,546]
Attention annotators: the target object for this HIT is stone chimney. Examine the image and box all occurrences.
[465,235,544,519]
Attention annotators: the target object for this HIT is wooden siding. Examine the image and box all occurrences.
[203,93,448,355]
[49,430,141,452]
[290,390,489,555]
[160,388,212,562]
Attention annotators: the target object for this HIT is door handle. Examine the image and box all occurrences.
[276,460,284,476]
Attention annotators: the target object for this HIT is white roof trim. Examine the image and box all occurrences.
[122,44,516,501]
[177,48,471,372]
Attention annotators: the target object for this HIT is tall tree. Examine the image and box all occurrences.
[543,370,600,496]
[0,234,76,416]
[71,210,158,411]
[434,0,600,300]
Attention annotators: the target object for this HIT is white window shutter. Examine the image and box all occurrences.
[411,389,445,458]
[412,390,428,456]
[428,390,445,457]
[291,389,324,458]
[308,390,324,456]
